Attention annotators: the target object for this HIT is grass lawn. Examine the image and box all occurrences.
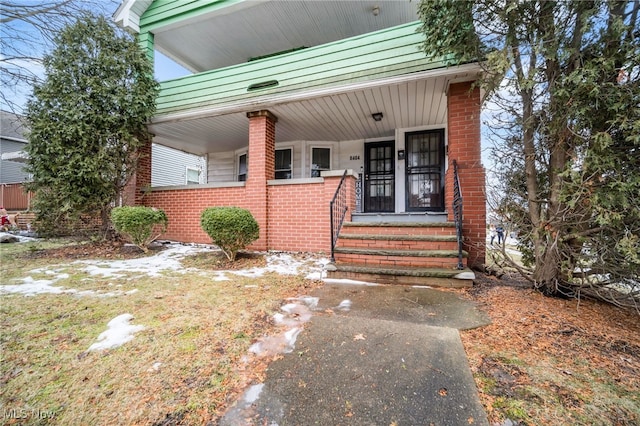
[1,239,323,424]
[1,238,638,425]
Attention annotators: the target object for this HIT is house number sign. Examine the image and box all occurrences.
[349,155,360,160]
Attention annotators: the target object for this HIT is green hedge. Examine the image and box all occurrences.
[111,206,168,253]
[200,207,259,261]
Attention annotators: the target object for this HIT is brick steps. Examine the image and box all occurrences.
[333,248,467,268]
[336,234,457,251]
[328,221,473,287]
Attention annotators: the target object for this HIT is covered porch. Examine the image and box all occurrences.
[127,19,486,273]
[133,75,485,269]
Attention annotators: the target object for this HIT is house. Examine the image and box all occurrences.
[114,0,486,286]
[0,110,205,210]
[0,110,31,210]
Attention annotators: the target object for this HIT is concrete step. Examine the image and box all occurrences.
[351,212,448,223]
[326,263,475,288]
[341,222,457,237]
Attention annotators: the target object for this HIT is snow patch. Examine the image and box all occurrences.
[75,243,208,278]
[337,299,352,311]
[88,314,145,351]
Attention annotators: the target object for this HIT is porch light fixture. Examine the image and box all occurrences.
[371,112,383,121]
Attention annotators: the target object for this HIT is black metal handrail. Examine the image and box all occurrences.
[452,160,464,270]
[330,170,349,262]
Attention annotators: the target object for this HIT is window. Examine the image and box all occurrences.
[238,153,248,181]
[311,147,331,177]
[186,167,200,185]
[275,148,292,179]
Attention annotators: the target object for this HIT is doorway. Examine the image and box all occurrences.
[364,141,395,213]
[405,129,445,211]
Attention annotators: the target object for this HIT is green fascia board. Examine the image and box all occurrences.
[155,21,453,115]
[140,0,245,32]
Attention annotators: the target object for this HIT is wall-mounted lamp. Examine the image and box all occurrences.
[371,112,383,121]
[372,6,380,16]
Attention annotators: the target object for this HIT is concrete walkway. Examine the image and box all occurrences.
[221,283,491,426]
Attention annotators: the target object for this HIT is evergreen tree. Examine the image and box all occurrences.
[25,14,159,236]
[419,0,639,308]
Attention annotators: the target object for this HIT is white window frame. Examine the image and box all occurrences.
[185,166,200,185]
[310,146,332,177]
[237,151,248,182]
[275,147,293,179]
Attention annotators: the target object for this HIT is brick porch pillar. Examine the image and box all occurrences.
[122,138,152,206]
[246,110,277,251]
[446,82,486,269]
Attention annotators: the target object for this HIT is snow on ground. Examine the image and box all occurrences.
[248,295,319,357]
[0,231,38,243]
[87,313,145,351]
[75,243,212,278]
[231,252,330,280]
[0,243,331,296]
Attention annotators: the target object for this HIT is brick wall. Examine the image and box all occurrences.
[142,185,248,244]
[142,175,356,253]
[446,81,486,269]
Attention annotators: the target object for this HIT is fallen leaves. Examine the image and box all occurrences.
[459,274,640,425]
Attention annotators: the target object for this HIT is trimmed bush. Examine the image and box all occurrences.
[111,206,168,253]
[200,207,259,261]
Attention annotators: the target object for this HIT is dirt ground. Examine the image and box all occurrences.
[16,241,640,425]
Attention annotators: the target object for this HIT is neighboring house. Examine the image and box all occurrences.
[114,0,486,286]
[0,110,29,183]
[0,110,31,210]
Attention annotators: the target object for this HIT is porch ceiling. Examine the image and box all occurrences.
[150,1,421,73]
[148,70,478,156]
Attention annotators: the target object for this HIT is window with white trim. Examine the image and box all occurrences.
[238,153,248,181]
[311,147,331,177]
[275,148,292,179]
[186,167,200,185]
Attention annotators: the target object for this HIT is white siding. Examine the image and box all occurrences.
[151,144,206,187]
[0,139,29,183]
[207,150,235,183]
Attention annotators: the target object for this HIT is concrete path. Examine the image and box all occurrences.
[221,283,491,426]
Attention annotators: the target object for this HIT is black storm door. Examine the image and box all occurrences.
[364,141,395,213]
[405,130,445,211]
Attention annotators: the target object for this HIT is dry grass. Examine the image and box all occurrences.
[0,242,322,425]
[2,240,639,425]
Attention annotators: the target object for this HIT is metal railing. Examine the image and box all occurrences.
[452,160,464,270]
[330,170,349,262]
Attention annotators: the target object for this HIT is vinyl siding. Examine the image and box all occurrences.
[0,139,29,183]
[155,22,450,116]
[151,144,206,186]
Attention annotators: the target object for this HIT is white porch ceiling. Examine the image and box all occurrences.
[153,0,421,72]
[148,76,452,155]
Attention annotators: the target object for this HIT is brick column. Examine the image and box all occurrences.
[122,138,152,206]
[246,110,277,251]
[446,82,486,269]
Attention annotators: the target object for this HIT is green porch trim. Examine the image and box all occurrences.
[154,21,451,116]
[138,31,154,63]
[140,0,245,32]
